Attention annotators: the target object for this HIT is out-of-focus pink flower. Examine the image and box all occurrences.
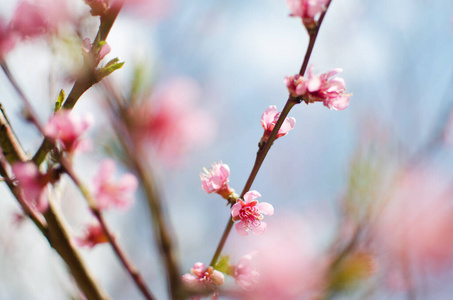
[0,20,17,59]
[260,105,296,142]
[84,0,110,16]
[235,213,329,299]
[231,191,274,236]
[128,77,215,166]
[74,222,109,248]
[285,66,351,110]
[12,162,49,212]
[286,0,329,27]
[182,262,224,300]
[92,159,138,210]
[200,161,234,199]
[373,168,453,280]
[82,38,111,62]
[111,0,171,20]
[235,252,259,290]
[10,0,71,39]
[44,110,93,153]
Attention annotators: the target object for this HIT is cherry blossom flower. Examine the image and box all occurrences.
[285,66,351,111]
[182,262,224,300]
[200,161,235,199]
[235,252,259,290]
[286,0,329,28]
[231,191,274,236]
[373,168,453,279]
[12,162,49,212]
[43,110,93,153]
[234,213,330,299]
[74,222,109,248]
[10,0,72,39]
[92,159,138,210]
[260,105,296,142]
[127,77,215,166]
[0,20,17,59]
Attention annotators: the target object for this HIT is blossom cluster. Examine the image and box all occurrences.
[182,262,224,299]
[285,66,351,110]
[286,0,329,29]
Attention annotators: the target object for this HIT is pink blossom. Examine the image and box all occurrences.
[12,162,49,212]
[74,222,109,248]
[234,213,329,299]
[235,252,259,290]
[10,0,71,39]
[231,190,274,236]
[260,105,296,142]
[200,161,234,199]
[0,20,17,59]
[182,262,224,300]
[127,77,215,166]
[285,66,351,110]
[286,0,329,27]
[44,110,93,153]
[111,0,171,19]
[373,168,453,277]
[92,159,138,210]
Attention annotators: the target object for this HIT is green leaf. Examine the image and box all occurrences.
[54,89,65,112]
[96,58,125,81]
[214,255,231,275]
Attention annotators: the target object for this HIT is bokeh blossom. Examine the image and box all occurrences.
[12,162,49,212]
[373,168,453,283]
[235,252,259,290]
[231,190,274,236]
[127,77,215,166]
[44,110,93,153]
[92,159,138,210]
[10,0,72,39]
[200,161,235,199]
[0,20,17,59]
[182,262,224,300]
[236,214,329,299]
[260,105,296,142]
[286,0,329,28]
[285,66,351,110]
[74,222,109,248]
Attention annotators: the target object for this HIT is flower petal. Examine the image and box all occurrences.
[251,221,267,235]
[235,222,249,236]
[243,190,261,203]
[258,202,274,216]
[231,202,242,219]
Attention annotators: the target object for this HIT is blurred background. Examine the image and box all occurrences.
[0,0,453,299]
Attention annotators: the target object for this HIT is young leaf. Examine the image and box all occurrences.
[54,89,65,112]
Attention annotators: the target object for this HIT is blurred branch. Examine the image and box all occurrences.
[59,158,156,300]
[0,63,109,300]
[32,3,124,166]
[209,0,333,267]
[102,80,182,299]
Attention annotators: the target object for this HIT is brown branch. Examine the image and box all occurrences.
[209,1,334,267]
[32,3,124,166]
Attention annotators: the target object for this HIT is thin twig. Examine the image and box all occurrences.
[209,1,333,267]
[0,99,109,298]
[32,3,124,166]
[60,158,156,300]
[101,80,182,299]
